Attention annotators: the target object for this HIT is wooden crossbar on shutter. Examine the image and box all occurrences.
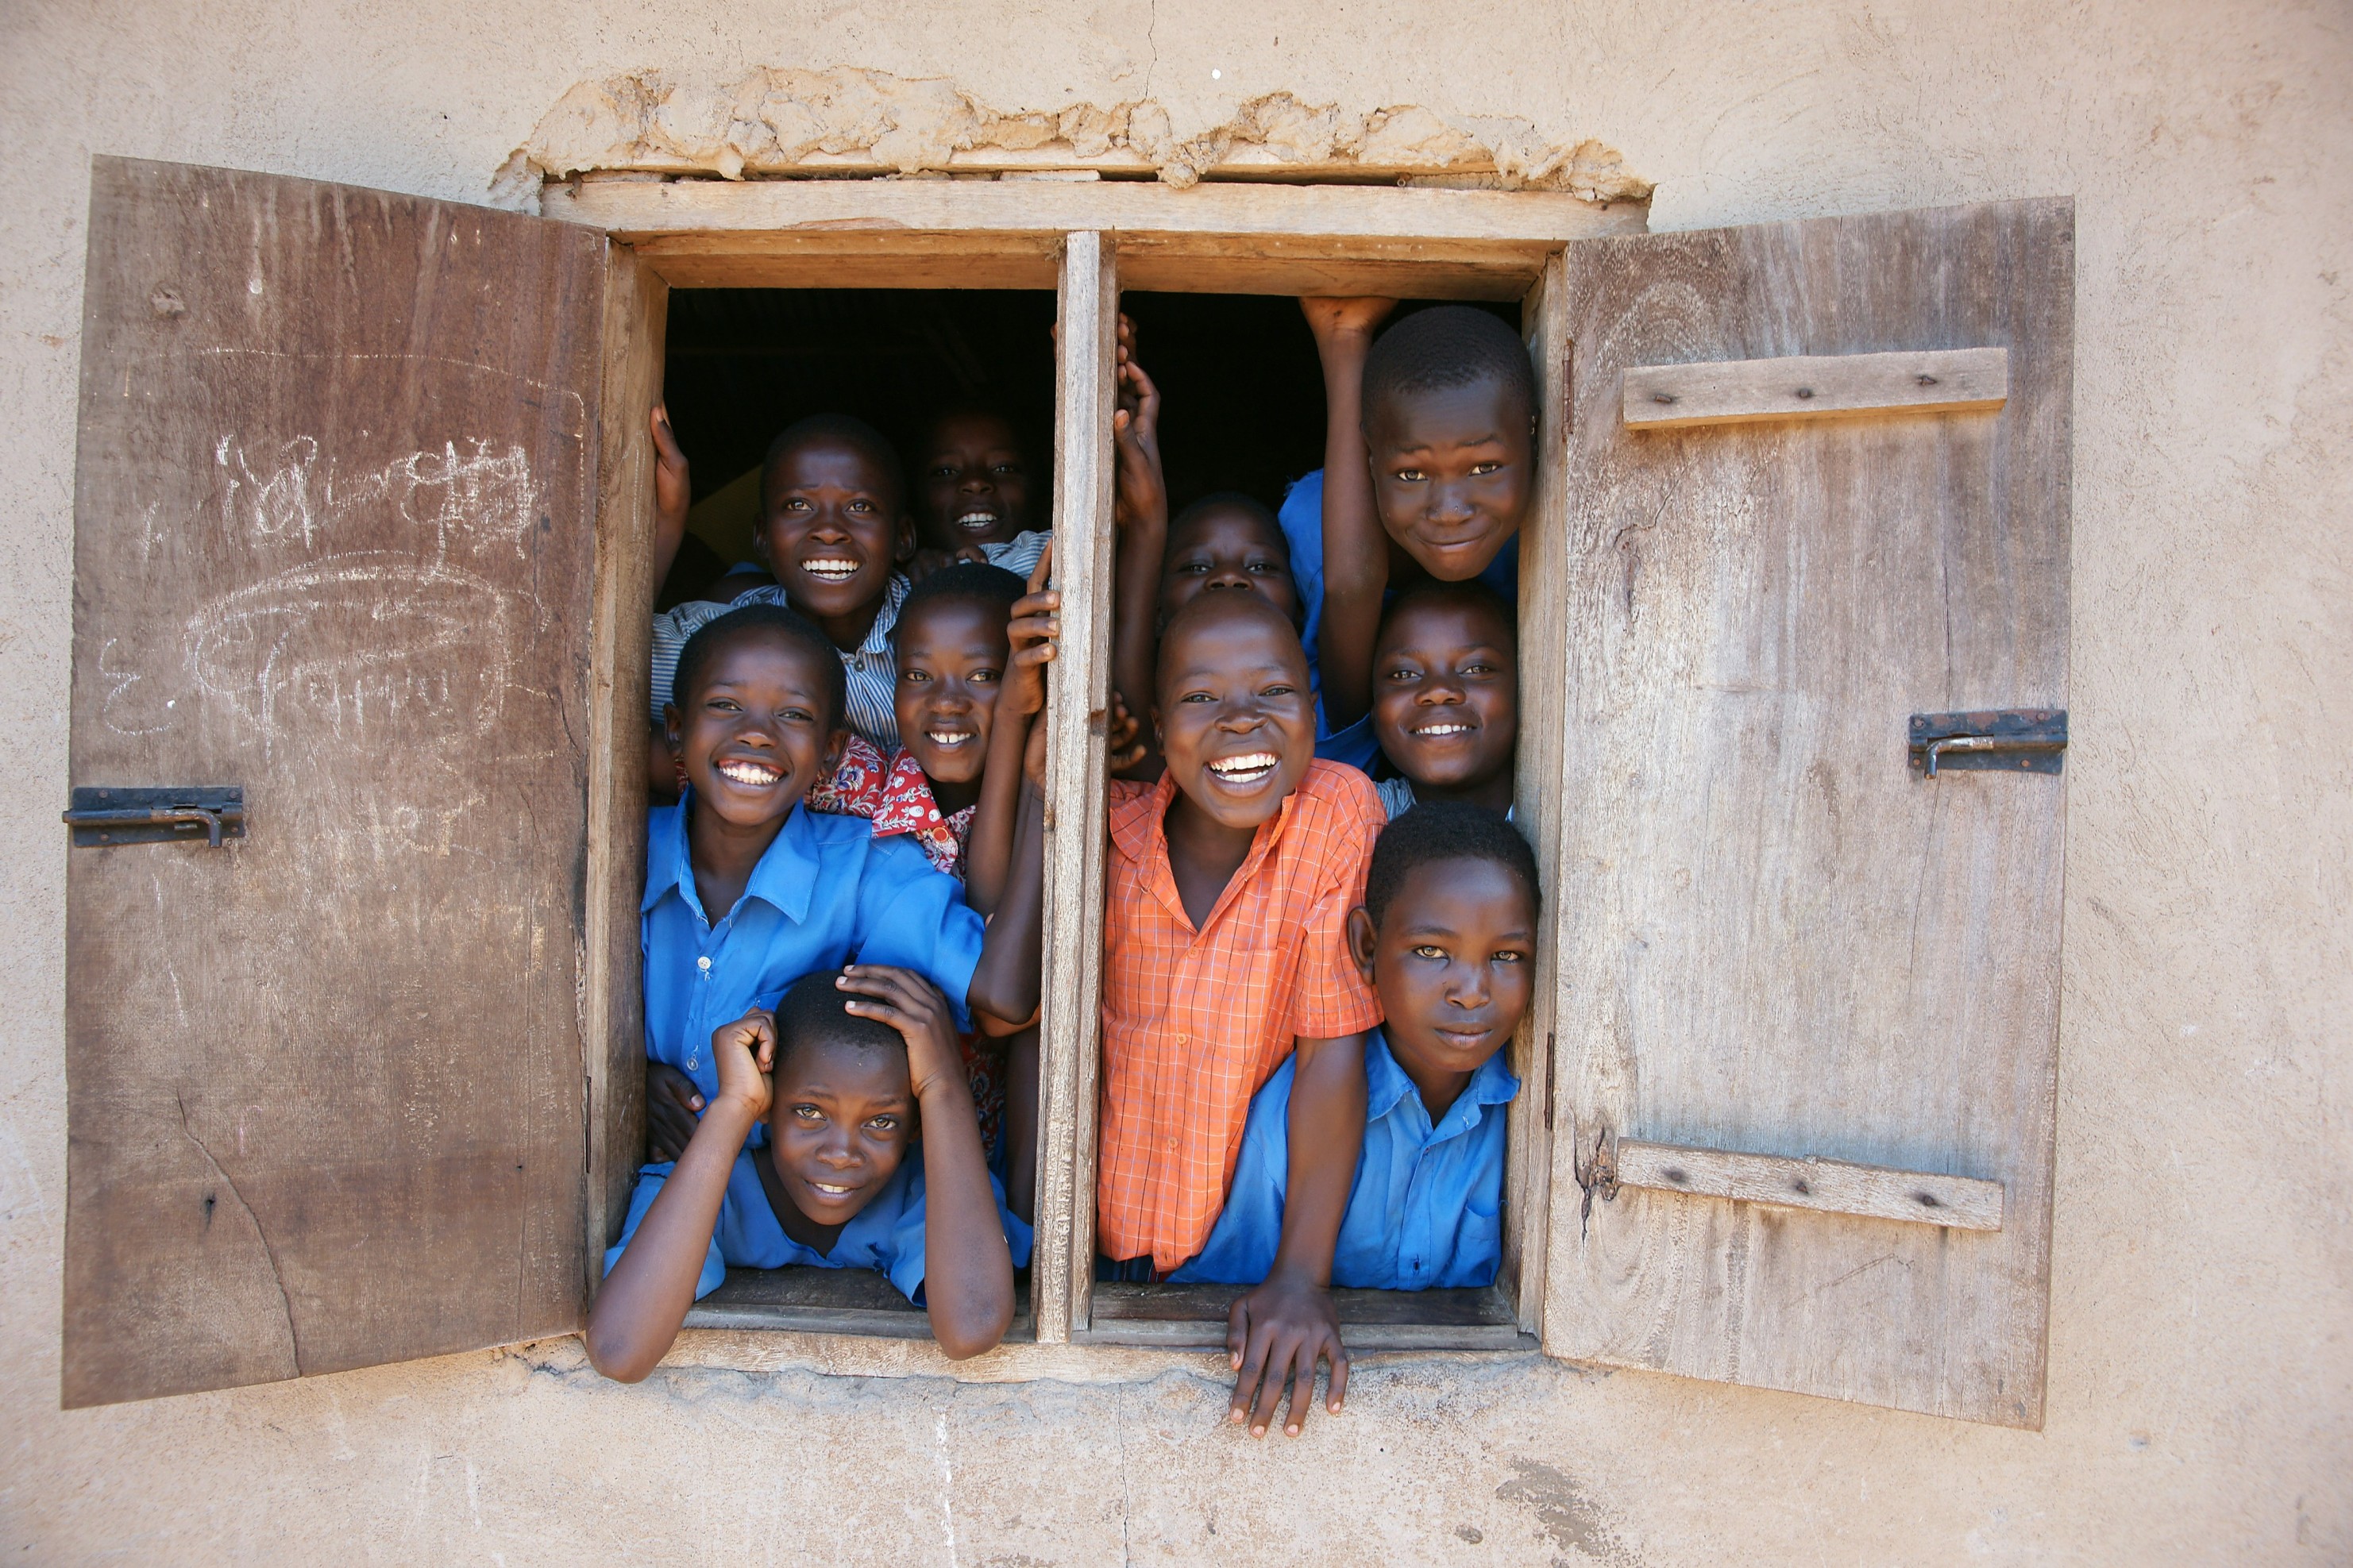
[1541,198,2073,1427]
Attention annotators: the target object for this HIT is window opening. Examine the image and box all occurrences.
[641,284,1059,1339]
[1074,291,1533,1351]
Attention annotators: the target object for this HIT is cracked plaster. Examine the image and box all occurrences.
[497,67,1653,199]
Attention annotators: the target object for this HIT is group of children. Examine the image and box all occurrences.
[584,299,1541,1439]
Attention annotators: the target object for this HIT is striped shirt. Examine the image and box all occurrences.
[1372,776,1517,824]
[980,530,1051,583]
[649,575,911,752]
[1095,761,1386,1273]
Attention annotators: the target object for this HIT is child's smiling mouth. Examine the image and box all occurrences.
[716,757,785,788]
[955,509,999,535]
[797,556,862,584]
[1410,719,1475,740]
[925,729,977,749]
[1205,751,1281,790]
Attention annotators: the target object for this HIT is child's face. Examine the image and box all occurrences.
[758,437,915,627]
[916,413,1031,552]
[1155,607,1317,831]
[1365,376,1533,581]
[1353,857,1536,1082]
[668,633,844,830]
[765,1037,914,1228]
[1371,598,1518,796]
[893,596,1010,788]
[1155,503,1301,629]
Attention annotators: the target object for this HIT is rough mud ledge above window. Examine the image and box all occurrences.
[492,67,1656,206]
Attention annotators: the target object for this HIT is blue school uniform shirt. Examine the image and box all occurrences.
[1170,1028,1520,1290]
[603,1146,1033,1304]
[642,795,986,1109]
[1275,470,1521,772]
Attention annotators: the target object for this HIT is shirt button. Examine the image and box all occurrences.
[1175,1032,1187,1045]
[697,956,712,973]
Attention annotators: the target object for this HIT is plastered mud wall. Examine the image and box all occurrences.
[2,2,2347,1562]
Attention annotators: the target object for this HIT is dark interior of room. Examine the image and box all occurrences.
[655,287,1517,607]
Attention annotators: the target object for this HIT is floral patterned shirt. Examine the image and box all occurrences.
[805,735,977,880]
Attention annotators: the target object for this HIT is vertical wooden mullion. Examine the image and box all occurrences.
[1032,230,1119,1343]
[582,241,665,1295]
[1506,251,1572,1336]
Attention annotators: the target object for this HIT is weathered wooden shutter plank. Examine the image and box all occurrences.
[63,158,616,1406]
[1544,199,2072,1427]
[582,247,665,1277]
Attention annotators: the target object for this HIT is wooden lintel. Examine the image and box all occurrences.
[1622,346,2009,429]
[1613,1140,2005,1231]
[547,177,1638,254]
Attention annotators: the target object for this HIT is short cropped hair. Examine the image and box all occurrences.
[1155,588,1307,692]
[1364,801,1541,930]
[1168,491,1290,561]
[1363,306,1536,426]
[761,414,905,516]
[670,603,847,735]
[895,561,1027,653]
[774,969,906,1073]
[1376,579,1518,650]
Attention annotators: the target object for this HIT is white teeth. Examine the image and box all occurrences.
[956,510,997,529]
[717,760,781,786]
[1208,752,1279,782]
[927,730,973,746]
[800,557,859,580]
[1414,722,1472,737]
[811,1181,853,1196]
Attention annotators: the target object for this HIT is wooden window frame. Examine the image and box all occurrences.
[547,175,1640,1350]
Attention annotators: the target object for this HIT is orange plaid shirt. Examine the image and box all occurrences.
[1096,761,1386,1272]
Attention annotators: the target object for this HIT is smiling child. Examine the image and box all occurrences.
[1098,590,1383,1438]
[1278,300,1537,743]
[912,407,1051,582]
[806,562,1030,880]
[638,603,1046,1164]
[647,414,920,764]
[1177,801,1535,1293]
[587,965,1031,1379]
[1367,581,1518,820]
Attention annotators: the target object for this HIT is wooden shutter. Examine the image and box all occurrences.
[62,158,660,1407]
[1542,199,2071,1427]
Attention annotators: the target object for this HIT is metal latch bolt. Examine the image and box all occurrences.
[1907,711,2066,778]
[63,786,245,847]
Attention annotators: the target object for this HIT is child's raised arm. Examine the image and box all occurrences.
[1299,298,1398,731]
[1226,1028,1368,1437]
[650,402,692,591]
[964,548,1058,919]
[1110,315,1167,765]
[585,1007,773,1383]
[837,965,1016,1358]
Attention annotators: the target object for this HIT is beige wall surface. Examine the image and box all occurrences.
[2,1,2347,1561]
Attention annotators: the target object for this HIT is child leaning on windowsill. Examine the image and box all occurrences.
[587,967,1030,1380]
[1097,590,1384,1439]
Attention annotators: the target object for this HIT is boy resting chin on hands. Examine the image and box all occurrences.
[587,965,1028,1381]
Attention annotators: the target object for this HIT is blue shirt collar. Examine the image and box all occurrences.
[642,792,823,927]
[1365,1028,1522,1142]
